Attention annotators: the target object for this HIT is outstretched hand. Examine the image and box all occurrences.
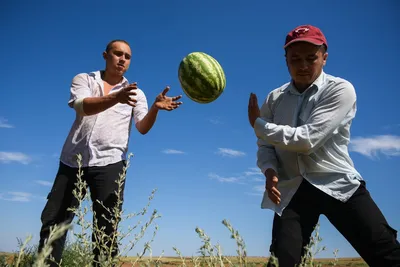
[154,86,183,111]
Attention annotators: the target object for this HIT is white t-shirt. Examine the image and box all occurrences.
[59,70,148,168]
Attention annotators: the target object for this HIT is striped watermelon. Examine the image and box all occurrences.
[178,52,226,104]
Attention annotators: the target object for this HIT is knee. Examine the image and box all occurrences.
[269,237,304,267]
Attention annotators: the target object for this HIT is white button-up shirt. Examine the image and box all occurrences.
[255,71,363,216]
[60,70,148,168]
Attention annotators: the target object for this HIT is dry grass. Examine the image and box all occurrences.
[118,256,367,267]
[0,153,368,267]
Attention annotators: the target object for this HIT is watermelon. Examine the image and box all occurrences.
[178,52,226,104]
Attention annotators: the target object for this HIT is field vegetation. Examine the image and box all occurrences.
[0,154,367,267]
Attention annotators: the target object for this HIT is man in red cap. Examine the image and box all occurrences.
[248,25,400,266]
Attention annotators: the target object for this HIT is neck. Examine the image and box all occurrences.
[101,70,123,85]
[293,81,311,93]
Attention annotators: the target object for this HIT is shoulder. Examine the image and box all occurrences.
[261,81,291,106]
[71,71,96,86]
[323,73,356,99]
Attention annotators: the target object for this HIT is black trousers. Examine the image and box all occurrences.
[267,179,400,267]
[38,160,126,267]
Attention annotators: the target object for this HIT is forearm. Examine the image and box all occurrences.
[257,138,279,174]
[76,94,119,116]
[254,118,329,154]
[254,82,356,155]
[254,119,314,153]
[136,104,159,134]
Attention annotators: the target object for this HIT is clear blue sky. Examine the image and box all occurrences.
[1,0,399,259]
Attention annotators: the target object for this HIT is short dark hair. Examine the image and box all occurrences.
[105,39,130,52]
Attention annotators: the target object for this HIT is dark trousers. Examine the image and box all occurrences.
[38,160,126,267]
[267,179,400,267]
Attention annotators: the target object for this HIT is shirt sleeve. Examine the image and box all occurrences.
[133,89,149,124]
[68,73,92,108]
[256,93,279,174]
[254,80,357,155]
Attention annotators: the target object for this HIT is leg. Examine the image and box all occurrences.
[38,162,86,267]
[324,181,400,267]
[86,161,127,267]
[267,180,321,267]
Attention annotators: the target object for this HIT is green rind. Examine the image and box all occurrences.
[178,52,226,104]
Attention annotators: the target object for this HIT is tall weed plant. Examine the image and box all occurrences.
[0,153,343,267]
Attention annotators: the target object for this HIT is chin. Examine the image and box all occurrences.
[295,76,312,83]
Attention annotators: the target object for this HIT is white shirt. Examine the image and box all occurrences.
[60,70,148,168]
[254,71,363,216]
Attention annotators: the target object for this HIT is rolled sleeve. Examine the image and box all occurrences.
[68,73,92,108]
[133,89,149,124]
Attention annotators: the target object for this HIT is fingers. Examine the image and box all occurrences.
[172,95,182,101]
[127,100,136,107]
[266,174,280,204]
[124,83,138,91]
[252,93,257,107]
[126,91,137,96]
[248,93,258,107]
[158,100,183,111]
[161,86,170,96]
[168,102,183,111]
[248,93,254,109]
[266,185,281,204]
[268,189,281,205]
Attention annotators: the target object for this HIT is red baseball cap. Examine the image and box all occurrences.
[284,25,328,49]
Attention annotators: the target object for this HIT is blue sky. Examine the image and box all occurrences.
[1,0,399,260]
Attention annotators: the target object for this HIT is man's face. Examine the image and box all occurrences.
[285,42,328,89]
[103,41,132,76]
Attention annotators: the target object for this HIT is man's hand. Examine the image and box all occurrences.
[265,168,281,205]
[153,86,183,111]
[116,83,138,107]
[135,86,182,135]
[248,93,260,128]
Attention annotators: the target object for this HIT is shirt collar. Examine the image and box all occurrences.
[90,70,129,87]
[288,70,326,95]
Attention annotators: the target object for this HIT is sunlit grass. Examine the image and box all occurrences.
[0,153,367,267]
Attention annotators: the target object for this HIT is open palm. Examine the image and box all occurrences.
[154,86,183,111]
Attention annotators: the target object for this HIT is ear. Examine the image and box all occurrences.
[102,51,107,60]
[322,52,328,66]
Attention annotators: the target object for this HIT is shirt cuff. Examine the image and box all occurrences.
[254,117,267,138]
[73,98,87,116]
[260,164,277,176]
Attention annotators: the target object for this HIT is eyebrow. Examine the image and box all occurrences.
[114,50,131,57]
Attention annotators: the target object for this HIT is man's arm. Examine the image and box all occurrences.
[257,94,281,204]
[254,80,357,155]
[131,89,155,135]
[68,74,137,116]
[135,104,159,135]
[134,86,182,135]
[73,95,119,116]
[257,94,279,175]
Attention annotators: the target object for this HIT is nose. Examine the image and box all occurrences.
[298,59,308,69]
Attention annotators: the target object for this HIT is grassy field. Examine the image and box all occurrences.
[0,155,370,267]
[118,256,368,267]
[0,252,368,267]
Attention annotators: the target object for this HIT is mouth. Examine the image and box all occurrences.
[117,64,124,70]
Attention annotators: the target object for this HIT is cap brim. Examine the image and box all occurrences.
[284,38,324,48]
